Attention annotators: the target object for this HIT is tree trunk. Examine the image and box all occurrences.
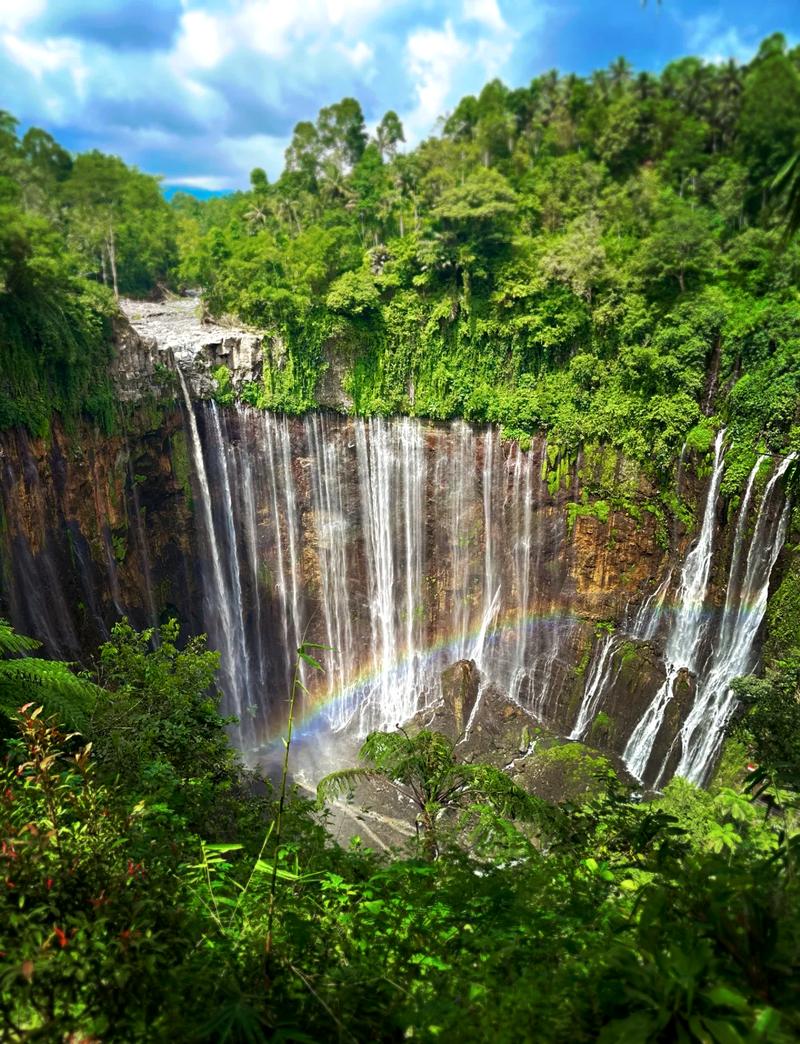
[419,811,439,861]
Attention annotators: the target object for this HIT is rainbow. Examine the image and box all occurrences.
[252,591,760,750]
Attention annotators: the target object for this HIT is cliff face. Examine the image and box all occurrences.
[0,395,696,773]
[0,409,201,658]
[0,304,794,787]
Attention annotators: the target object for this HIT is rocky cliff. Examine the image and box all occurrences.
[0,300,794,788]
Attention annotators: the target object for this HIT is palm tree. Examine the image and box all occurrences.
[609,56,633,93]
[243,200,270,232]
[317,728,541,859]
[0,619,98,737]
[773,151,800,240]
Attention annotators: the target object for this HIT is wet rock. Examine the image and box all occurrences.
[590,637,667,755]
[119,297,263,396]
[648,667,696,784]
[440,660,480,737]
[110,313,168,402]
[457,686,540,768]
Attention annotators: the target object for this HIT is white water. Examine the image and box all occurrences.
[177,371,254,742]
[674,452,797,783]
[569,631,622,741]
[176,404,793,780]
[181,404,580,743]
[622,430,727,781]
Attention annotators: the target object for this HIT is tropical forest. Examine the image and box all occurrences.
[1,8,800,1041]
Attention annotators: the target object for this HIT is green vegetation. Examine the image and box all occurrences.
[3,31,800,1040]
[317,728,543,860]
[0,619,98,741]
[0,111,176,434]
[4,34,800,482]
[169,34,800,480]
[0,617,798,1041]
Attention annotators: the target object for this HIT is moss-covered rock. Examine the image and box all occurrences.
[764,550,800,661]
[513,740,617,803]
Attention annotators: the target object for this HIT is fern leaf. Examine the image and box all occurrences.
[0,619,41,656]
[0,659,100,732]
[316,767,376,806]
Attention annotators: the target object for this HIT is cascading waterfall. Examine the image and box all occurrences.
[162,398,795,781]
[1,377,793,786]
[674,452,797,783]
[569,631,623,741]
[177,402,581,744]
[622,430,727,781]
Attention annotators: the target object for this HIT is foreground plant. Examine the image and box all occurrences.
[0,618,98,738]
[0,705,195,1041]
[317,727,544,859]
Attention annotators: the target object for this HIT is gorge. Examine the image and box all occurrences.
[0,302,794,790]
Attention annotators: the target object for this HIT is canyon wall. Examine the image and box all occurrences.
[0,311,795,787]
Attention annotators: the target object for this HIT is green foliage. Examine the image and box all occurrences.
[0,707,204,1040]
[318,727,543,860]
[91,618,252,838]
[0,110,177,434]
[0,625,799,1040]
[764,556,800,660]
[211,364,235,406]
[172,37,800,478]
[731,655,800,796]
[0,618,98,739]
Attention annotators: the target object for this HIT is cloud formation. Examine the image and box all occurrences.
[0,0,797,191]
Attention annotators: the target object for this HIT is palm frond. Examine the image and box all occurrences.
[459,763,545,820]
[316,767,377,806]
[359,730,411,765]
[772,151,800,240]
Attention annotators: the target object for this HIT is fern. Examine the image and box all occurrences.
[317,727,542,859]
[316,767,376,805]
[0,619,100,735]
[0,619,41,656]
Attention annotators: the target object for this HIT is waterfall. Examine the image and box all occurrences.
[474,427,501,668]
[306,413,355,723]
[674,452,796,783]
[509,443,535,702]
[132,400,792,783]
[1,386,793,784]
[448,421,475,664]
[623,430,727,782]
[172,406,585,743]
[177,372,254,744]
[569,631,622,740]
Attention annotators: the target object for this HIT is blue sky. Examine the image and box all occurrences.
[1,0,798,192]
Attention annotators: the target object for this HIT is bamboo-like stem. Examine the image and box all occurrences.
[266,638,325,956]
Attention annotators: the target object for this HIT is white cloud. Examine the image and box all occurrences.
[0,0,44,33]
[462,0,507,34]
[682,13,756,65]
[338,39,374,69]
[2,31,81,79]
[0,0,528,186]
[401,8,517,143]
[215,131,288,185]
[404,21,469,140]
[167,173,235,190]
[173,9,229,70]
